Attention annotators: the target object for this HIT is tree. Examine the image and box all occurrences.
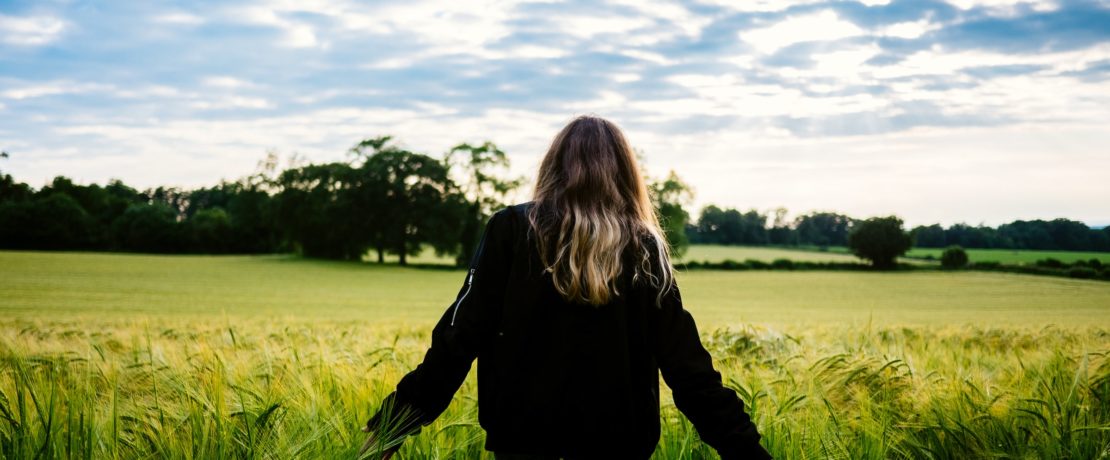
[0,194,95,249]
[794,212,854,248]
[767,207,796,245]
[112,203,182,253]
[940,245,969,269]
[848,216,912,269]
[648,170,693,259]
[691,206,767,245]
[911,224,947,247]
[0,152,33,204]
[187,207,233,253]
[444,141,525,267]
[274,162,363,259]
[353,138,460,265]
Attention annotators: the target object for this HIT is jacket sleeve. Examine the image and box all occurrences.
[365,208,513,441]
[653,277,772,459]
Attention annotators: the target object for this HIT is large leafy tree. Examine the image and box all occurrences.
[848,216,913,269]
[648,170,693,258]
[274,162,362,259]
[444,141,524,267]
[351,136,462,265]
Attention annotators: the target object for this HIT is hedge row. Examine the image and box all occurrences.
[674,257,1110,282]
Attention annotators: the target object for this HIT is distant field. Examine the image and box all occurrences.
[678,245,861,263]
[906,247,1110,264]
[4,250,1109,326]
[366,243,1110,268]
[679,244,939,265]
[2,251,1108,459]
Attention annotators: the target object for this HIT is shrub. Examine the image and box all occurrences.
[971,261,1002,269]
[719,259,740,270]
[1067,267,1097,279]
[771,258,795,270]
[940,245,969,269]
[1036,258,1065,269]
[745,259,770,269]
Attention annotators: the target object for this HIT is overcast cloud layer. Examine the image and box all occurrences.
[1,0,1108,227]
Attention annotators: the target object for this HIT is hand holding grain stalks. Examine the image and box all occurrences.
[358,425,400,459]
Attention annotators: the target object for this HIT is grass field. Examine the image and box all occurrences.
[905,247,1110,264]
[2,250,1109,458]
[348,243,1110,268]
[678,245,862,264]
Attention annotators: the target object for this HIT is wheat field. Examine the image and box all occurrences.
[2,251,1109,459]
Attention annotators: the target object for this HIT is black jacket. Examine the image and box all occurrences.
[366,202,770,459]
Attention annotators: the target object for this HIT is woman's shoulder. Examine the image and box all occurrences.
[504,200,535,215]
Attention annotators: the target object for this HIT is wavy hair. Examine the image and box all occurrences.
[526,114,674,307]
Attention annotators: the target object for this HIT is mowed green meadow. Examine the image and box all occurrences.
[1,250,1109,459]
[904,247,1110,265]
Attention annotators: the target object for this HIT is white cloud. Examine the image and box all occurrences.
[879,19,939,39]
[616,48,676,65]
[191,96,273,110]
[233,5,320,48]
[609,0,712,38]
[202,76,256,89]
[3,0,1108,227]
[805,43,882,80]
[503,44,567,59]
[869,44,1110,79]
[42,106,570,193]
[0,14,66,46]
[612,73,641,83]
[549,14,653,40]
[699,0,823,13]
[152,12,205,26]
[1,82,112,100]
[943,0,1059,12]
[655,73,888,118]
[741,10,864,54]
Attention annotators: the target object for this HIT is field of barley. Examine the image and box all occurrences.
[2,250,1109,459]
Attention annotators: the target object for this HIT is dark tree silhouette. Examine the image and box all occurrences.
[848,216,913,269]
[649,170,693,258]
[444,141,524,267]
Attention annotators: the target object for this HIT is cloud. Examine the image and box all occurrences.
[152,12,205,26]
[231,5,320,48]
[741,10,866,54]
[1,0,1108,225]
[0,82,113,100]
[202,76,257,89]
[0,14,66,46]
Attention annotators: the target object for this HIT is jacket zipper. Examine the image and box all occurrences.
[450,212,498,327]
[450,268,476,326]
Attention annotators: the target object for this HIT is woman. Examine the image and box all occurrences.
[361,115,771,459]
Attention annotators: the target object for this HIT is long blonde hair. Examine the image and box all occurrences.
[526,114,674,307]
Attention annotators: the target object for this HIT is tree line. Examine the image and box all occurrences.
[2,141,1107,263]
[0,138,690,266]
[687,206,1110,252]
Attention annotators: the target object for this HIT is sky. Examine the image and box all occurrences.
[1,0,1108,228]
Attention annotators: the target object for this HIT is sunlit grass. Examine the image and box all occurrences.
[1,251,1109,458]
